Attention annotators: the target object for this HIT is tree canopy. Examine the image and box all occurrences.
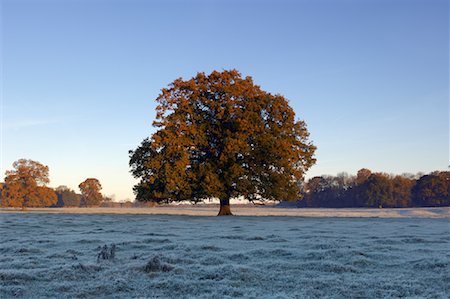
[130,70,316,215]
[412,172,450,207]
[0,159,57,208]
[79,178,103,207]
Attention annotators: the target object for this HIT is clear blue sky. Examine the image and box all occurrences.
[1,0,448,201]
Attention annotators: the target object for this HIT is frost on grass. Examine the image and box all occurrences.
[143,255,173,273]
[97,244,116,261]
[0,212,449,298]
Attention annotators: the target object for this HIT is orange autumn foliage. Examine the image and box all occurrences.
[79,178,103,207]
[1,159,57,208]
[130,70,316,215]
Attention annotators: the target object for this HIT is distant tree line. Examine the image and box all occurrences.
[1,159,448,209]
[299,168,449,208]
[0,159,108,208]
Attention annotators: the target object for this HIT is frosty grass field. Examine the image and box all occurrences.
[1,209,449,298]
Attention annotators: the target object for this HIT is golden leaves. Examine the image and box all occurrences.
[130,70,316,203]
[79,178,103,207]
[1,159,57,208]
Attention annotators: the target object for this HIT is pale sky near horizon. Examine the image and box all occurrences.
[1,0,449,201]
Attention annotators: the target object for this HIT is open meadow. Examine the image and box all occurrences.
[3,1,449,298]
[1,208,449,298]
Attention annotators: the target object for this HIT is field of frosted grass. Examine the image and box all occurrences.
[1,212,449,298]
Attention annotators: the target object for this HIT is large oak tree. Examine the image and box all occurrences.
[130,70,316,215]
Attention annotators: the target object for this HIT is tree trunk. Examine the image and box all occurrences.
[217,198,233,216]
[22,195,29,211]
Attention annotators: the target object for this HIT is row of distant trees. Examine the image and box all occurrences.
[300,169,449,208]
[1,159,448,209]
[0,159,106,208]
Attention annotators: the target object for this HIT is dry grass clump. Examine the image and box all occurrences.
[97,244,116,261]
[143,256,173,273]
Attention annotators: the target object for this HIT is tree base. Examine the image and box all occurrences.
[217,199,233,216]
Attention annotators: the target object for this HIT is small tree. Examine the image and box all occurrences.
[356,168,372,185]
[1,159,57,208]
[362,173,393,208]
[79,178,103,207]
[391,175,414,207]
[130,70,316,215]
